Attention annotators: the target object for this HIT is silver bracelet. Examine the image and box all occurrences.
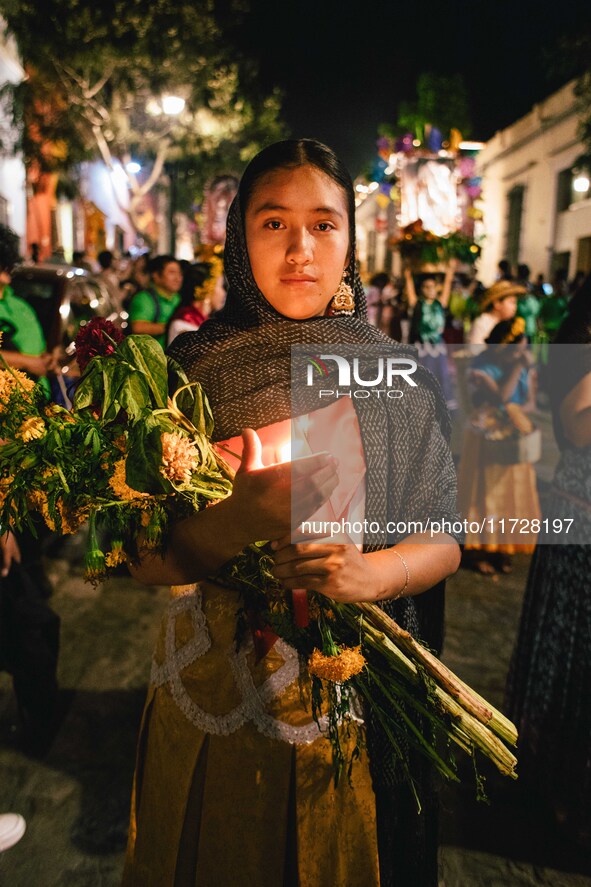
[392,549,410,599]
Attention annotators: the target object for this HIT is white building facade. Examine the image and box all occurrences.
[478,80,591,284]
[0,20,27,247]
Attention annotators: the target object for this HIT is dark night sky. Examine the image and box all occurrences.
[238,0,590,175]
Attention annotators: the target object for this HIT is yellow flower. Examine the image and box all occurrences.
[60,503,89,535]
[308,646,366,683]
[160,432,198,484]
[0,474,14,509]
[26,490,86,534]
[27,489,52,528]
[17,416,46,442]
[44,403,75,423]
[105,542,127,568]
[108,459,150,501]
[0,368,36,410]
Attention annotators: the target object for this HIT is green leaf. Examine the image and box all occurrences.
[118,336,168,409]
[188,382,214,437]
[73,365,103,411]
[118,369,153,423]
[125,423,167,494]
[167,355,190,392]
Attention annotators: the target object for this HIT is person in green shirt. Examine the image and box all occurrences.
[404,259,457,345]
[403,259,458,407]
[129,254,183,347]
[0,225,47,378]
[515,264,541,342]
[0,224,60,756]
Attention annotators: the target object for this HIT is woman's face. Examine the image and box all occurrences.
[493,295,517,321]
[134,258,150,288]
[421,278,438,302]
[244,165,350,319]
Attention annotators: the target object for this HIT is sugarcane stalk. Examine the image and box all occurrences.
[448,674,517,745]
[353,602,516,741]
[339,606,518,777]
[362,624,517,775]
[367,670,460,781]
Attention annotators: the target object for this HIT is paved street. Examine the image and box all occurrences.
[0,535,590,886]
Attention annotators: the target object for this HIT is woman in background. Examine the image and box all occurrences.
[458,317,540,574]
[506,275,591,846]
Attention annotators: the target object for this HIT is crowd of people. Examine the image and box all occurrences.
[363,259,583,347]
[0,141,589,884]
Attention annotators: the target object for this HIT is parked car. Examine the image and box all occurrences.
[10,263,127,351]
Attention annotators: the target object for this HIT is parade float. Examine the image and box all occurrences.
[355,126,485,276]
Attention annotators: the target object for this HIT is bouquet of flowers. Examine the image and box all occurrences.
[0,319,517,798]
[220,545,517,798]
[393,220,443,267]
[392,220,481,268]
[0,321,233,583]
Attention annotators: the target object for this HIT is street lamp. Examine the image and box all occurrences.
[161,95,185,116]
[146,94,186,117]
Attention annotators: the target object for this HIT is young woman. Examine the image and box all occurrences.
[458,318,540,574]
[123,140,461,887]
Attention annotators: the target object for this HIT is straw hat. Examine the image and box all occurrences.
[480,279,527,311]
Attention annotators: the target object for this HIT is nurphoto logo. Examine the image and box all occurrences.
[306,353,418,399]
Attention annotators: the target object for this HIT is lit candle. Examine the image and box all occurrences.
[275,434,309,628]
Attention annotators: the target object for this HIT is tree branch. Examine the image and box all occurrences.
[54,61,89,94]
[87,67,114,99]
[92,125,116,171]
[137,140,170,197]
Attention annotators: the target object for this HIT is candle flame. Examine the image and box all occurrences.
[278,441,291,464]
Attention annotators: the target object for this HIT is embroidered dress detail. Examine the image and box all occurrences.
[150,587,212,687]
[151,586,328,743]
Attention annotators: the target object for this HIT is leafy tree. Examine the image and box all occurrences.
[545,32,591,167]
[396,72,472,142]
[1,0,285,241]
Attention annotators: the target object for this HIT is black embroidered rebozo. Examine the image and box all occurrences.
[169,189,461,887]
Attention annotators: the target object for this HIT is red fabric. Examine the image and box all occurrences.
[172,304,208,328]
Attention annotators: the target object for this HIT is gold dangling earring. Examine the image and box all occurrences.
[329,270,355,316]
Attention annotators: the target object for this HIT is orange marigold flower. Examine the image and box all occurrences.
[308,646,366,683]
[0,474,14,509]
[27,490,87,535]
[108,459,150,500]
[17,416,46,442]
[160,432,198,484]
[105,542,127,568]
[59,503,88,535]
[27,489,54,530]
[0,368,36,410]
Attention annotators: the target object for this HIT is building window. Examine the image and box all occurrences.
[556,168,573,212]
[505,185,525,266]
[572,170,591,204]
[551,251,570,277]
[556,166,591,211]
